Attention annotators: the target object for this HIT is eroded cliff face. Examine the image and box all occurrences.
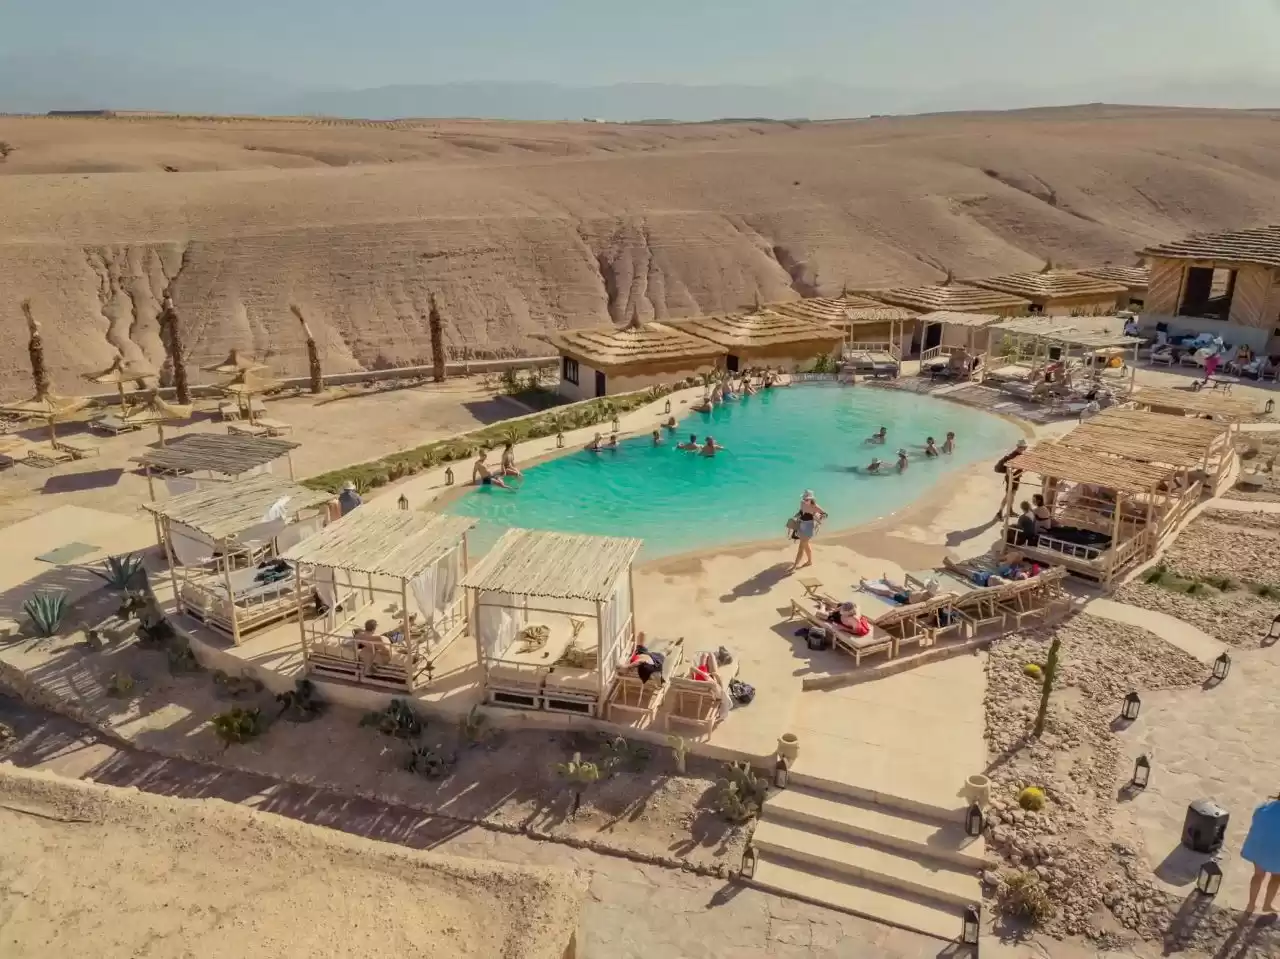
[3,108,1280,396]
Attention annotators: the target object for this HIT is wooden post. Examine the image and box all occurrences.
[595,598,606,706]
[145,465,156,502]
[400,575,413,690]
[296,563,309,667]
[223,548,241,645]
[1108,489,1125,587]
[286,451,296,480]
[471,588,486,690]
[161,517,185,614]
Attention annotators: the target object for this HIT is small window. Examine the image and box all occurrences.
[563,356,579,385]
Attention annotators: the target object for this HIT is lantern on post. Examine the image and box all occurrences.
[664,398,672,414]
[444,466,454,486]
[397,493,409,511]
[740,845,758,879]
[774,757,790,789]
[1211,652,1231,682]
[1195,858,1223,897]
[556,431,564,449]
[1266,398,1275,414]
[1121,691,1141,721]
[961,904,980,945]
[1132,754,1151,789]
[964,802,984,838]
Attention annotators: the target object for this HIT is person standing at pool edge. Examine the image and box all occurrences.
[790,489,827,571]
[994,438,1028,520]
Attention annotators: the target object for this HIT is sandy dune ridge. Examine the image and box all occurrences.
[2,106,1280,397]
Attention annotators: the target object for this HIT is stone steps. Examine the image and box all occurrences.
[749,783,983,941]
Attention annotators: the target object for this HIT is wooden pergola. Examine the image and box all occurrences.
[144,476,333,643]
[1076,408,1236,495]
[1001,443,1179,588]
[987,320,1143,400]
[281,509,476,691]
[915,311,1004,382]
[1132,387,1261,426]
[461,529,642,717]
[132,433,300,500]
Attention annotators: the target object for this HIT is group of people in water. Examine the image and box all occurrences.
[694,367,792,412]
[858,426,957,474]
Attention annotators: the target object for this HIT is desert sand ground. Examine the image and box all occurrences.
[3,107,1280,394]
[0,764,583,959]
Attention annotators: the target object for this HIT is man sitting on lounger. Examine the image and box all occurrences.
[860,575,939,606]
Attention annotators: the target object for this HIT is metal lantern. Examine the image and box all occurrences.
[444,466,454,486]
[556,431,565,449]
[1266,398,1276,414]
[397,493,409,511]
[1132,754,1151,789]
[611,415,620,433]
[740,845,758,879]
[965,802,984,838]
[1196,858,1223,897]
[1266,613,1280,644]
[774,757,790,788]
[1212,652,1231,682]
[664,399,672,414]
[962,904,980,945]
[1121,691,1141,721]
[425,660,435,683]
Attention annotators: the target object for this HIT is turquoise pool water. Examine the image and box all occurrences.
[449,384,1022,559]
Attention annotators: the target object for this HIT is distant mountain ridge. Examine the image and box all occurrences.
[1,53,1278,119]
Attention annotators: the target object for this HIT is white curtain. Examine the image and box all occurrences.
[435,547,461,611]
[171,524,216,566]
[477,590,521,659]
[602,575,633,662]
[276,515,323,554]
[409,565,438,625]
[165,477,200,497]
[237,519,286,552]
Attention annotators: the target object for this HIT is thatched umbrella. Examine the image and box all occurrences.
[0,391,92,445]
[204,348,269,377]
[218,370,279,422]
[119,390,193,445]
[85,355,155,412]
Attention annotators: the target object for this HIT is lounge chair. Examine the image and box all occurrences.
[255,416,293,437]
[606,636,685,724]
[874,593,959,651]
[665,651,738,736]
[227,421,269,437]
[56,436,100,460]
[91,414,141,435]
[788,599,896,666]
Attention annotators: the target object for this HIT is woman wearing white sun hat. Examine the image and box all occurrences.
[789,489,827,571]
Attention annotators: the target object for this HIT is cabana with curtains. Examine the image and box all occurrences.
[914,311,1003,383]
[132,433,300,500]
[281,509,475,691]
[144,476,332,643]
[461,529,642,717]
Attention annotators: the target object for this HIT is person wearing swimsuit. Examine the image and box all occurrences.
[500,441,523,480]
[791,489,827,571]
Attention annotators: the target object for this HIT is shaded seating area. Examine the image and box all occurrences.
[462,529,641,717]
[145,476,332,643]
[999,444,1184,587]
[1131,387,1262,426]
[605,634,685,724]
[985,320,1142,412]
[281,509,476,691]
[132,433,301,500]
[915,311,1003,383]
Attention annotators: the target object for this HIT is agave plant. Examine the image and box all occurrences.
[210,706,268,747]
[94,552,145,591]
[23,591,69,637]
[276,679,326,723]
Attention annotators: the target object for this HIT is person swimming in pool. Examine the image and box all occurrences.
[663,416,677,431]
[942,431,956,454]
[896,448,909,472]
[924,437,939,458]
[866,426,888,444]
[677,434,700,451]
[472,450,512,489]
[585,432,604,452]
[699,436,724,457]
[865,457,884,474]
[651,429,663,446]
[606,433,619,450]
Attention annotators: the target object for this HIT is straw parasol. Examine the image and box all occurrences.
[218,369,280,422]
[204,348,269,376]
[0,390,93,444]
[85,355,156,411]
[120,390,193,445]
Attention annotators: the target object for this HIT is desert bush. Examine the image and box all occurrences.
[601,735,651,773]
[94,553,145,591]
[276,679,326,722]
[212,669,263,699]
[404,743,454,778]
[668,735,690,774]
[361,698,424,739]
[1023,663,1043,680]
[554,751,602,817]
[996,869,1056,925]
[457,705,492,746]
[1018,786,1047,811]
[211,707,269,747]
[712,761,768,824]
[166,638,202,674]
[24,591,70,637]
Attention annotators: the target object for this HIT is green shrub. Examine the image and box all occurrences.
[1018,786,1047,811]
[554,751,602,817]
[996,870,1056,925]
[23,591,70,637]
[601,735,652,773]
[457,705,492,746]
[276,679,326,722]
[1023,663,1043,680]
[712,761,768,824]
[211,707,269,747]
[361,698,424,739]
[94,553,145,591]
[166,638,202,674]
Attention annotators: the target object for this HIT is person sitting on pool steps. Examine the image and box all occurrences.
[472,450,512,488]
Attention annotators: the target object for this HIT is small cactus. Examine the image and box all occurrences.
[1018,786,1047,811]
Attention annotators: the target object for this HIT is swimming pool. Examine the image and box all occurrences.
[449,384,1022,559]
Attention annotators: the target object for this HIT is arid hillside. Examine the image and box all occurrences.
[2,106,1280,394]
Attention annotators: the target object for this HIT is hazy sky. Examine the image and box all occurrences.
[5,0,1280,90]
